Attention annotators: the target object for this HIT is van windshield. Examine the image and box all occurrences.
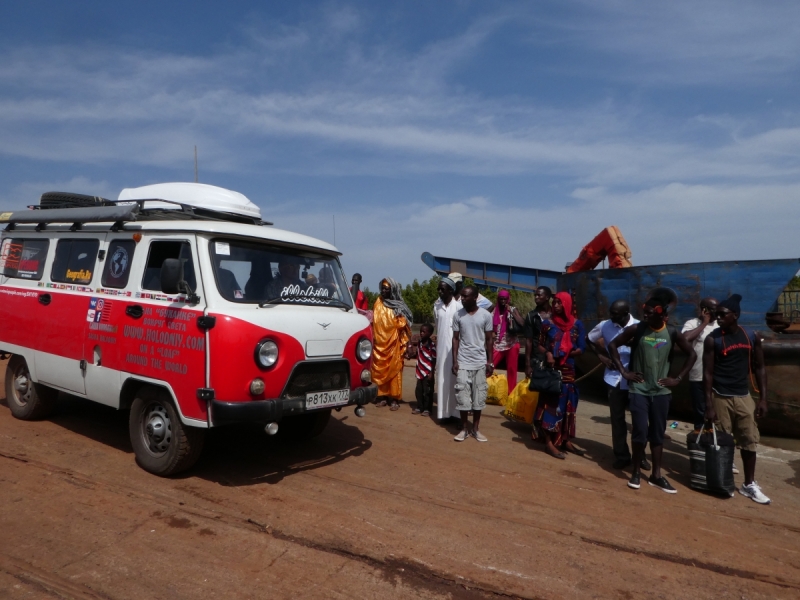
[208,238,353,308]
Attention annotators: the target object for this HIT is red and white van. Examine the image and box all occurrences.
[0,183,376,475]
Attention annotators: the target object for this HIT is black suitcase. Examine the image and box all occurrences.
[687,424,736,497]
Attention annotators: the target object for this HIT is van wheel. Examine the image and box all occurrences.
[280,409,331,440]
[4,356,58,420]
[129,387,205,476]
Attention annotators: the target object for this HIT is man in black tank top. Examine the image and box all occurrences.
[703,294,770,504]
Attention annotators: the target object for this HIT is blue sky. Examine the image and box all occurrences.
[2,1,799,288]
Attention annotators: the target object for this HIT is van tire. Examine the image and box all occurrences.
[129,387,205,476]
[280,409,331,441]
[5,356,59,420]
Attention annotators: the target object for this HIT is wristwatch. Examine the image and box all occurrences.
[675,375,682,382]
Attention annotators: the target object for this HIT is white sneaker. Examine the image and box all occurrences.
[454,430,469,442]
[739,481,771,504]
[473,431,488,442]
[732,464,740,475]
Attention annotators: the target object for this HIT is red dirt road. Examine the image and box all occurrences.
[2,359,799,599]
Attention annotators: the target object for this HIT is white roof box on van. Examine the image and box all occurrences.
[118,183,262,220]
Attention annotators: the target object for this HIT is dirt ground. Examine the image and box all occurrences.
[1,358,799,600]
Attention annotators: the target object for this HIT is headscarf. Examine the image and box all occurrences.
[552,291,576,363]
[493,289,511,341]
[380,277,413,324]
[440,277,456,291]
[718,293,742,317]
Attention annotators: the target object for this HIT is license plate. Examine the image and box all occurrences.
[305,389,349,410]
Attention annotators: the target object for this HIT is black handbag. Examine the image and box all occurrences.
[687,423,735,496]
[528,360,562,394]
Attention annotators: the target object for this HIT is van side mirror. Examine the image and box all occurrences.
[161,258,200,304]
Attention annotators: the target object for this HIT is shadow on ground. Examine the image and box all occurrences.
[193,414,372,486]
[29,392,372,486]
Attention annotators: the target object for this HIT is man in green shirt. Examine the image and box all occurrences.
[609,292,696,494]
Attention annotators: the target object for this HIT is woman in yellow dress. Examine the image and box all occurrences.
[371,277,413,410]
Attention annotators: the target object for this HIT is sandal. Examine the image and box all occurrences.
[422,411,430,417]
[390,401,400,411]
[412,408,422,415]
[376,400,388,407]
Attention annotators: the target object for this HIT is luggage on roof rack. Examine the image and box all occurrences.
[0,204,140,229]
[38,192,115,210]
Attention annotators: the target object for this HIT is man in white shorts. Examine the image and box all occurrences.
[452,285,495,442]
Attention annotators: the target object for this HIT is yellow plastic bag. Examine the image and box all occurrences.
[486,374,508,406]
[503,378,539,424]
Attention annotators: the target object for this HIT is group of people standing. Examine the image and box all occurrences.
[589,291,770,503]
[361,272,772,504]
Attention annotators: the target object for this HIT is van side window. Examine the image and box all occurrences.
[51,239,99,285]
[0,238,50,280]
[142,241,196,292]
[101,240,136,288]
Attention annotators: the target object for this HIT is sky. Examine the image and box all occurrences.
[1,1,799,289]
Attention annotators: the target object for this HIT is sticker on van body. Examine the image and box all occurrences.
[87,297,113,323]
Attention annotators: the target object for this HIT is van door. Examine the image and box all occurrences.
[82,235,139,406]
[35,235,101,394]
[117,235,209,423]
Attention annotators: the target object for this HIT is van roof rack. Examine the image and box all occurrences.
[1,191,271,231]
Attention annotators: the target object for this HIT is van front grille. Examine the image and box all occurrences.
[281,360,350,399]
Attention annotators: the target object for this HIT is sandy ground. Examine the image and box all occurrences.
[1,358,799,599]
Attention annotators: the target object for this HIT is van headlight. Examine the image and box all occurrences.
[255,340,279,368]
[357,338,372,361]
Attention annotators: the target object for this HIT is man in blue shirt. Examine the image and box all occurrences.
[586,300,649,471]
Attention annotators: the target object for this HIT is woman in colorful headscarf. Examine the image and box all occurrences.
[533,291,586,459]
[492,289,525,394]
[370,277,413,410]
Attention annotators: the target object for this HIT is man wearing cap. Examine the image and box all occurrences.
[449,272,493,311]
[704,294,771,504]
[433,277,462,422]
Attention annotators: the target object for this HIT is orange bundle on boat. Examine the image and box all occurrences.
[567,226,632,272]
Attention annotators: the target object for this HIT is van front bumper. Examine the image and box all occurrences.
[208,383,377,427]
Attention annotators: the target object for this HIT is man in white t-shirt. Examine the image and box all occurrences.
[682,297,718,430]
[586,300,647,470]
[452,285,494,442]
